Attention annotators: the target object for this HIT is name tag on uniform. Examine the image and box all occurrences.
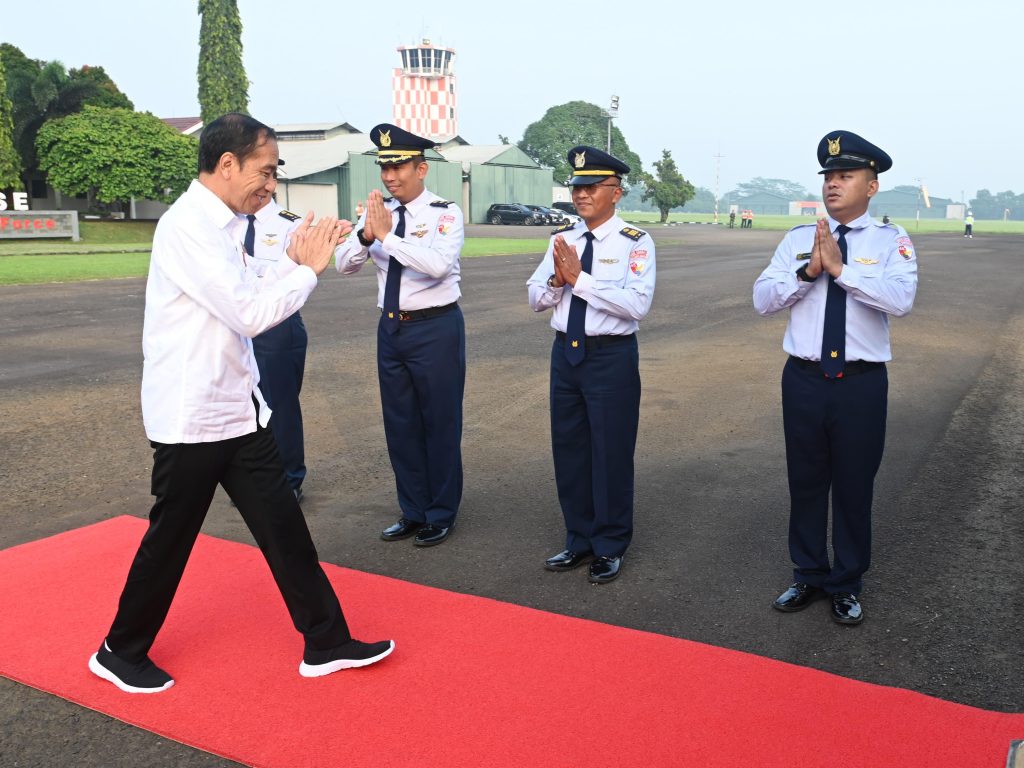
[598,258,619,264]
[854,257,879,265]
[795,252,811,261]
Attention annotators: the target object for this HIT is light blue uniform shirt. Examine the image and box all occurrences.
[527,214,656,336]
[753,212,918,362]
[335,187,463,311]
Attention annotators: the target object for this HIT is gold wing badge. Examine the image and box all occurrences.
[380,129,392,147]
[827,137,841,156]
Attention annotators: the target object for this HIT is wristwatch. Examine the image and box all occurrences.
[356,228,374,247]
[795,265,817,283]
[546,274,561,288]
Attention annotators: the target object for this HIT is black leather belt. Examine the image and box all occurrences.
[788,355,885,378]
[555,331,635,350]
[383,302,458,322]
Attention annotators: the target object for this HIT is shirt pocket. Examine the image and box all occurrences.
[590,258,628,284]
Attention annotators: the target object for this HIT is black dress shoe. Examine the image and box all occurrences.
[381,518,423,541]
[588,556,622,584]
[413,524,451,547]
[830,593,864,625]
[772,582,824,612]
[544,550,592,572]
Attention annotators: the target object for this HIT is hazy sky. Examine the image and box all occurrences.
[5,0,1018,201]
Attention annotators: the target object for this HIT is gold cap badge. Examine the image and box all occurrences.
[827,137,841,156]
[574,151,586,169]
[380,129,392,148]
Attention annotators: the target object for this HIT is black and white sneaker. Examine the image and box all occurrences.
[88,640,174,694]
[299,639,395,678]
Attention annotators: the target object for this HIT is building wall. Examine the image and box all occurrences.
[274,182,339,219]
[467,164,554,223]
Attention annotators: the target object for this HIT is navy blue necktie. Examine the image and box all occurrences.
[381,205,407,335]
[243,214,256,257]
[564,232,595,366]
[820,224,850,378]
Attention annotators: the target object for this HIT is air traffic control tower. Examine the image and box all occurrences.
[392,39,458,142]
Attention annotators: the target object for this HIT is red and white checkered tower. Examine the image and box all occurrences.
[392,40,457,141]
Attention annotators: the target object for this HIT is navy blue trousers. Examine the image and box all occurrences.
[253,313,307,491]
[781,357,888,595]
[550,334,640,559]
[377,307,465,527]
[106,422,350,663]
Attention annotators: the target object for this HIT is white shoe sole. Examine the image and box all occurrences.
[88,653,175,694]
[298,640,395,678]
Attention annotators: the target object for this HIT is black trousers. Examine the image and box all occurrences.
[253,312,308,491]
[550,334,641,558]
[781,358,887,595]
[377,306,465,527]
[105,423,350,662]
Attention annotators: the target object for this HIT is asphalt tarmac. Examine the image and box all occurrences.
[1,224,1021,766]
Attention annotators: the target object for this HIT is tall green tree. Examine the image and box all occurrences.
[197,0,249,125]
[36,106,198,212]
[0,44,133,190]
[0,56,22,190]
[518,101,643,185]
[641,150,695,223]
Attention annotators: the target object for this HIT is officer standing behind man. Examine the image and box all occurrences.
[88,113,393,694]
[335,124,465,548]
[753,130,918,624]
[244,196,308,502]
[527,146,656,584]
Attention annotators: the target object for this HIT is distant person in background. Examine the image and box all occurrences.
[740,210,749,228]
[964,212,974,238]
[748,210,755,229]
[729,211,736,228]
[355,201,365,221]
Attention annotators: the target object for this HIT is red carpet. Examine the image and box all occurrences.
[0,516,1020,768]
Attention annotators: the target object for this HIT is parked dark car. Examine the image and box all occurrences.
[486,203,544,225]
[552,202,578,216]
[525,205,562,225]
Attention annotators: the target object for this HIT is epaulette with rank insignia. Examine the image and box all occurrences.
[429,200,453,208]
[278,209,301,222]
[619,226,646,241]
[551,221,576,235]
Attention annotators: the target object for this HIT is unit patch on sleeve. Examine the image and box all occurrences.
[895,236,915,260]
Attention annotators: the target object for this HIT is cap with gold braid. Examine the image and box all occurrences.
[370,123,436,165]
[565,145,631,186]
[816,130,892,174]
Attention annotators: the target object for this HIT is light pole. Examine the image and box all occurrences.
[713,152,725,224]
[606,95,619,154]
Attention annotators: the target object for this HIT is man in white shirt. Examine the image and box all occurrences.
[753,130,918,625]
[88,113,394,695]
[335,123,465,548]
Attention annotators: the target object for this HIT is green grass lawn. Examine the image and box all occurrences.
[1,216,1018,286]
[620,210,1024,234]
[0,233,550,285]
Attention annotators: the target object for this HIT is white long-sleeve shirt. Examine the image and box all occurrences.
[752,211,918,362]
[141,180,317,443]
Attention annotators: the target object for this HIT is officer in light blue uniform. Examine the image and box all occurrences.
[335,123,465,548]
[753,130,918,624]
[528,145,656,584]
[243,195,308,502]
